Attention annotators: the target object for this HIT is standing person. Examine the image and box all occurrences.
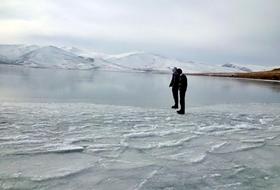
[169,67,180,109]
[176,68,188,114]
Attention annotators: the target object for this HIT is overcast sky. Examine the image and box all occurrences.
[0,0,279,65]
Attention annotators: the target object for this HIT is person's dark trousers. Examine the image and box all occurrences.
[172,87,179,107]
[179,89,186,113]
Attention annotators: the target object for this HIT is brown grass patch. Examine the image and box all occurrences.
[235,68,280,80]
[188,68,280,81]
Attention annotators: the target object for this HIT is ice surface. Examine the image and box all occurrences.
[0,102,280,189]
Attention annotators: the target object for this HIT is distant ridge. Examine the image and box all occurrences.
[222,63,252,72]
[0,44,276,73]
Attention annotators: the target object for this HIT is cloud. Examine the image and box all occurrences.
[0,0,279,65]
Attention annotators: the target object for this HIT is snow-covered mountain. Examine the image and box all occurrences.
[0,44,274,73]
[0,45,128,70]
[14,46,100,69]
[0,44,39,64]
[105,52,266,73]
[61,46,108,59]
[106,52,178,72]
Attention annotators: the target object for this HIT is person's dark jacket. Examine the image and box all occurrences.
[179,74,188,91]
[169,72,180,89]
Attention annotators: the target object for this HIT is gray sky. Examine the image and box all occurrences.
[0,0,279,65]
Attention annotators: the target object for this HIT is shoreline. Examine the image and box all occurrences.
[188,69,280,83]
[1,63,279,82]
[188,73,280,83]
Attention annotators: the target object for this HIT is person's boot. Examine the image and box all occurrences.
[177,110,185,114]
[171,105,178,109]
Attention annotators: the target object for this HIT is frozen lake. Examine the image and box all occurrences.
[0,65,280,107]
[0,65,280,190]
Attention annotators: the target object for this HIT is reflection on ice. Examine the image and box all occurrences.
[0,102,280,189]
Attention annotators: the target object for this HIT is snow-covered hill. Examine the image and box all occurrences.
[221,63,272,72]
[0,45,121,70]
[0,44,39,64]
[15,46,101,69]
[61,46,108,59]
[105,52,265,73]
[0,44,274,73]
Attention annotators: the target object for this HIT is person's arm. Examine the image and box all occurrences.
[185,75,188,90]
[180,75,187,90]
[178,76,181,90]
[169,74,174,87]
